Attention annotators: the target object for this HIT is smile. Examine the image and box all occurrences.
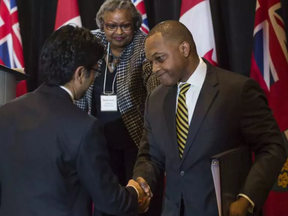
[114,37,125,41]
[156,72,166,78]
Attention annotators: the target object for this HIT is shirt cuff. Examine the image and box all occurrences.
[237,193,255,213]
[128,185,139,199]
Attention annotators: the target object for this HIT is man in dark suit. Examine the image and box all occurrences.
[133,20,287,216]
[0,25,150,216]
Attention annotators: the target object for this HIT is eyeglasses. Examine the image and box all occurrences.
[90,67,101,77]
[89,67,100,74]
[91,68,99,72]
[104,23,132,32]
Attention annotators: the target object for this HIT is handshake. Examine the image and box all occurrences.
[127,177,153,213]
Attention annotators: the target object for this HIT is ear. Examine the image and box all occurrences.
[73,66,86,84]
[179,41,190,58]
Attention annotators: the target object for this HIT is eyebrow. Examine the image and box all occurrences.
[151,52,164,58]
[105,21,131,24]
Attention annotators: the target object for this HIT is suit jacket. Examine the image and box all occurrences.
[133,61,287,216]
[0,84,138,216]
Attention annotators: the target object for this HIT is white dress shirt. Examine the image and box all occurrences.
[176,57,207,124]
[60,86,74,101]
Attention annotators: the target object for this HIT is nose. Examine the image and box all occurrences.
[115,26,124,34]
[152,62,160,74]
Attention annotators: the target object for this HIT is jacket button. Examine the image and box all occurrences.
[175,203,180,208]
[180,171,185,176]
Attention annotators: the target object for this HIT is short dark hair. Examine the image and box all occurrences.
[96,0,142,30]
[40,25,104,85]
[148,20,197,53]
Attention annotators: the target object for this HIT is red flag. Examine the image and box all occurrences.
[251,0,288,215]
[132,0,149,34]
[0,0,27,97]
[54,0,82,30]
[179,0,217,65]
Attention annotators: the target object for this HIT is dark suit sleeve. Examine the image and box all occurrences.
[76,120,138,215]
[0,181,1,207]
[239,79,287,213]
[133,93,165,193]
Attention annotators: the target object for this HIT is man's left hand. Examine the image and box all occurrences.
[229,197,250,216]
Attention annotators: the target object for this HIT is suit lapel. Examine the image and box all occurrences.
[181,63,219,163]
[163,85,180,160]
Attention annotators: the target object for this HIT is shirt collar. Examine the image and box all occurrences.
[60,86,74,100]
[178,57,207,88]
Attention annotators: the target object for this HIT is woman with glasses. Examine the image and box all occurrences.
[75,0,161,215]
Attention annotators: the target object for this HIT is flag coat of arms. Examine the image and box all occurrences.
[251,0,288,215]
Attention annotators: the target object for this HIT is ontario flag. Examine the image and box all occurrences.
[54,0,82,30]
[251,0,288,215]
[132,0,149,34]
[179,0,217,65]
[0,0,26,97]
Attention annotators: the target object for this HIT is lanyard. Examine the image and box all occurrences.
[103,42,117,95]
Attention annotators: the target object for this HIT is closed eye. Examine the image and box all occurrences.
[156,55,165,63]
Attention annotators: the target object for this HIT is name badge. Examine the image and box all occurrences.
[101,95,118,112]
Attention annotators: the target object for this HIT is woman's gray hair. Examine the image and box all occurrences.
[96,0,143,30]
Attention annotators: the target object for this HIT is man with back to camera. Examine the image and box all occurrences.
[0,25,150,216]
[133,20,287,216]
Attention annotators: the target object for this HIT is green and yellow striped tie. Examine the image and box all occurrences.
[176,83,191,158]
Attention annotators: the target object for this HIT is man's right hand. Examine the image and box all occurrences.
[127,179,151,213]
[136,177,153,198]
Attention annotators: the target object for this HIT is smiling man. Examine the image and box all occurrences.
[133,20,286,216]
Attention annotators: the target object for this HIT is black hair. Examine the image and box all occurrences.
[148,20,196,53]
[40,25,104,85]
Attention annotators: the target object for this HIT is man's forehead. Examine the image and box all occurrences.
[146,32,164,44]
[145,32,179,58]
[145,33,165,55]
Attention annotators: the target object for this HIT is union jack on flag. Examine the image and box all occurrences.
[131,0,149,34]
[0,0,24,68]
[0,0,26,96]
